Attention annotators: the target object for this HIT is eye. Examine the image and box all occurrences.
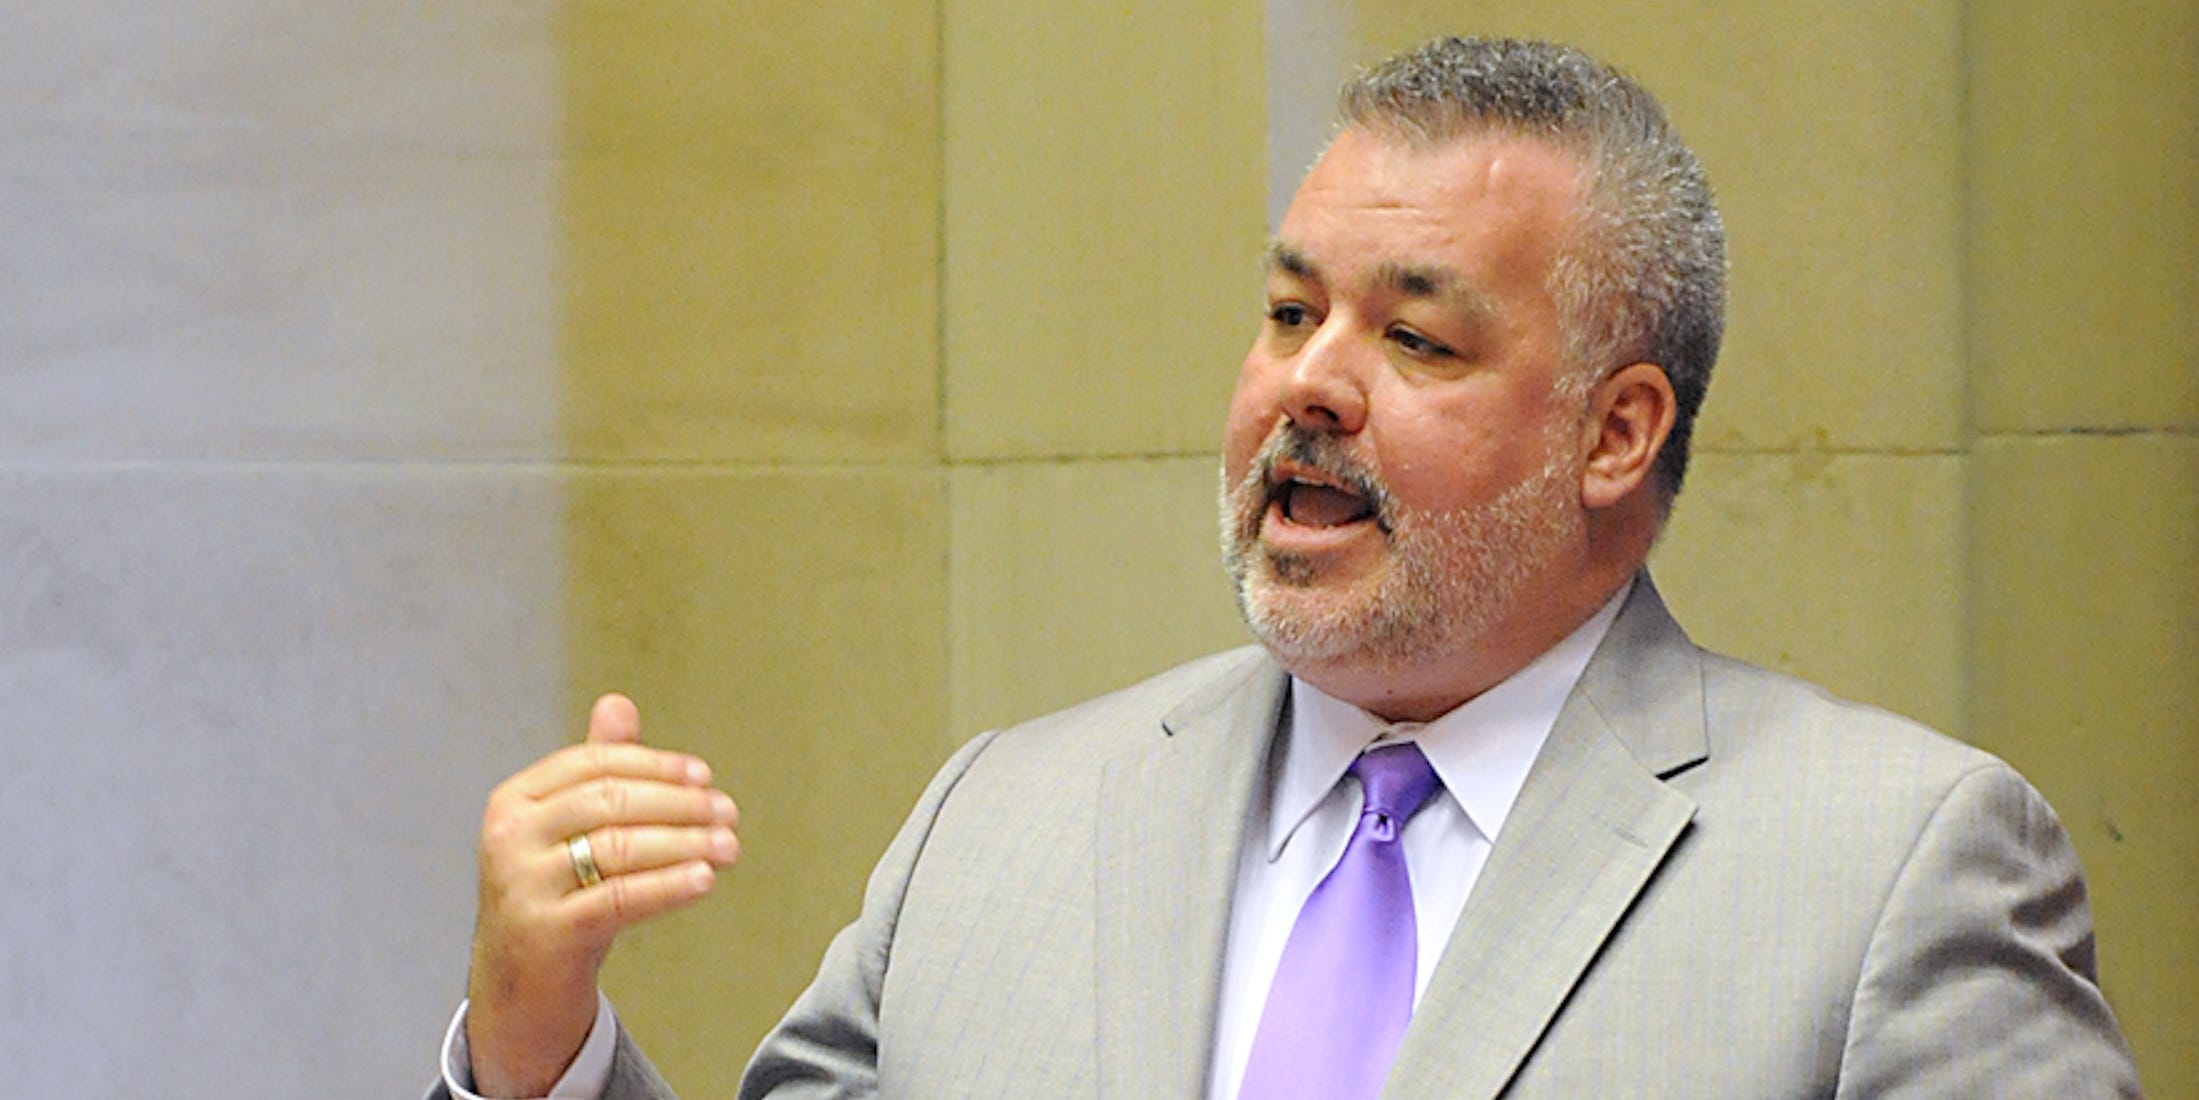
[1267,302,1313,329]
[1388,326,1456,359]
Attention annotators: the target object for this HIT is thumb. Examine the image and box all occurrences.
[586,692,643,745]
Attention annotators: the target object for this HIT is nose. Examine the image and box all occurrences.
[1279,319,1368,434]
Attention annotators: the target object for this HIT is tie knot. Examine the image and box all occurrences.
[1349,742,1440,830]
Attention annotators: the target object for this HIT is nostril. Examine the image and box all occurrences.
[1297,403,1341,427]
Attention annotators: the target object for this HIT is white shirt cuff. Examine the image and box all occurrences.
[440,992,618,1100]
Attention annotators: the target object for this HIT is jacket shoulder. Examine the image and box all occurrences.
[1694,649,1994,781]
[972,645,1277,757]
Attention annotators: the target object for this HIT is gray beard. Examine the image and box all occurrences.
[1218,428,1575,672]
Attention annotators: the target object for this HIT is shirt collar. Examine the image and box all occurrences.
[1265,581,1632,861]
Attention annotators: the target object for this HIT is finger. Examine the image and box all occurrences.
[505,741,712,801]
[581,824,741,880]
[564,860,721,934]
[587,693,642,745]
[536,777,739,840]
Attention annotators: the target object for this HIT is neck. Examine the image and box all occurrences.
[1292,567,1636,723]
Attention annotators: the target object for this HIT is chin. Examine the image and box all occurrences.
[1218,439,1578,685]
[1236,556,1468,671]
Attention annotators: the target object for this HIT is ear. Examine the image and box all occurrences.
[1578,362,1676,510]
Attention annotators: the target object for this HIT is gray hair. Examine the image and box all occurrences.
[1339,37,1726,502]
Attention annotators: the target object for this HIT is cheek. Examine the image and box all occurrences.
[1368,409,1504,512]
[1221,359,1279,479]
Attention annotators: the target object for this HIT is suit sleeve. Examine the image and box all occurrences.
[1836,761,2143,1097]
[730,729,1005,1100]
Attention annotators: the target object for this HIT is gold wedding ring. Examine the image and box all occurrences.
[567,833,604,889]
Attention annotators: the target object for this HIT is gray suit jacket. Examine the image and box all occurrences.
[590,578,2141,1097]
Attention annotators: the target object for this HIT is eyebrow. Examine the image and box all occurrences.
[1265,242,1496,321]
[1377,260,1496,322]
[1376,261,1450,298]
[1265,243,1315,278]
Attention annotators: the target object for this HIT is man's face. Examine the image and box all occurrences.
[1220,127,1590,690]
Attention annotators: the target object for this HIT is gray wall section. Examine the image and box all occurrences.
[0,7,571,1093]
[1265,0,1353,229]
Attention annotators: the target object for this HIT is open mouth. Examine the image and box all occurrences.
[1273,475,1377,528]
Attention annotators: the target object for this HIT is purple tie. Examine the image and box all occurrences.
[1238,742,1441,1100]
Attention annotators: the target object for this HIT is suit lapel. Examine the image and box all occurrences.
[1387,577,1708,1098]
[1095,653,1285,1099]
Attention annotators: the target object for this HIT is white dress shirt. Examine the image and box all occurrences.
[442,586,1629,1100]
[1205,588,1626,1100]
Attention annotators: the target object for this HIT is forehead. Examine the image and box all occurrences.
[1273,127,1581,286]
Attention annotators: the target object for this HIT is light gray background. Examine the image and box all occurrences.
[2,7,573,1092]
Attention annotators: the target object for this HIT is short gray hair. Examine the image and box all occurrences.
[1340,37,1726,502]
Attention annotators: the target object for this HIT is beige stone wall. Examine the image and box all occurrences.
[940,0,1269,735]
[1965,4,2198,1092]
[563,2,1266,1090]
[548,7,947,1093]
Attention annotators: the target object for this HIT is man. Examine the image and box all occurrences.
[437,37,2141,1098]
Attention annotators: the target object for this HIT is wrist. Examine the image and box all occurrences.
[464,983,597,1097]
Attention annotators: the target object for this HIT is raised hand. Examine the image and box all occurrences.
[463,694,740,1097]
